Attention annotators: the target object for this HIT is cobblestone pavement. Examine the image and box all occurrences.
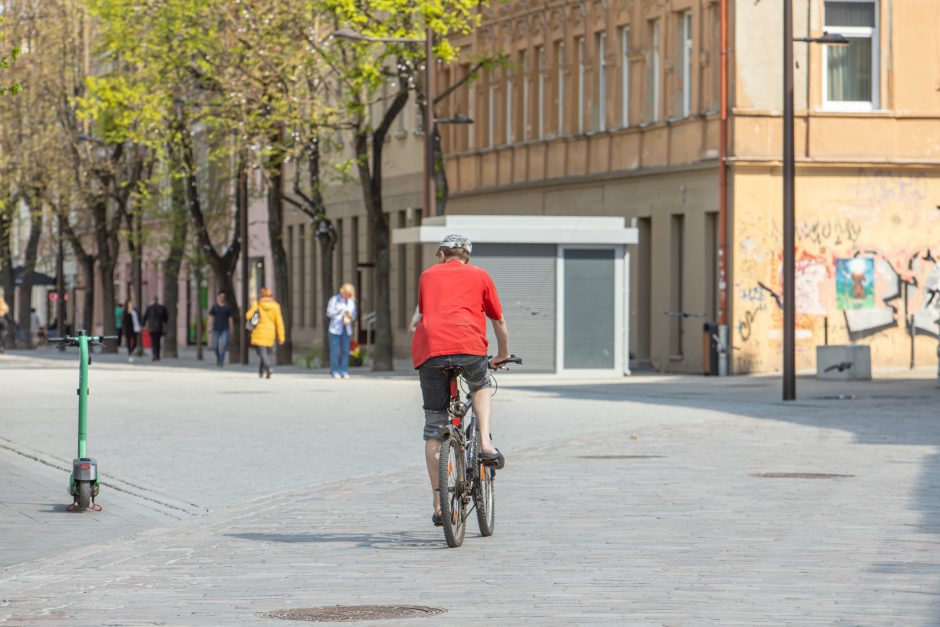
[1,351,939,624]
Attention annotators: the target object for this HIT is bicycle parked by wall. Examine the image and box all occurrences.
[437,355,522,548]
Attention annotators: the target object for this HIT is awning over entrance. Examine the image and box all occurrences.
[391,215,638,247]
[392,215,639,376]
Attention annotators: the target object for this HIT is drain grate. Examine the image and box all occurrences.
[268,605,446,622]
[576,455,665,460]
[753,472,854,479]
[816,394,856,401]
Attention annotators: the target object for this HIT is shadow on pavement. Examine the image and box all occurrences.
[515,373,940,620]
[226,531,446,551]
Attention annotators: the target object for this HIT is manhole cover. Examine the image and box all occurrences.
[268,605,446,622]
[752,472,854,479]
[816,394,856,401]
[576,455,665,460]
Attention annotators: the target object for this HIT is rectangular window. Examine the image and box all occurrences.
[488,70,496,147]
[521,50,529,141]
[620,27,630,127]
[577,36,585,134]
[537,46,546,138]
[506,67,513,144]
[594,32,607,131]
[675,11,692,118]
[556,41,565,135]
[824,0,878,111]
[670,213,685,359]
[709,4,720,112]
[467,79,475,149]
[646,20,660,123]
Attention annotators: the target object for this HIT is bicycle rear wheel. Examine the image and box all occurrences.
[474,433,496,536]
[439,437,466,547]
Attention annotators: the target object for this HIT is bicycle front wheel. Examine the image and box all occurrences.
[474,435,496,536]
[439,437,466,548]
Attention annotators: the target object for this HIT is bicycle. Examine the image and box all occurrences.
[437,354,523,548]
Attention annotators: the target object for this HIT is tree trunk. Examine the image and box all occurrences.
[162,172,188,358]
[317,229,335,353]
[266,150,292,365]
[0,206,15,347]
[78,253,95,335]
[92,197,120,337]
[16,204,43,347]
[124,206,143,312]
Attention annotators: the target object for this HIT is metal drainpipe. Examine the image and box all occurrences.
[717,0,730,376]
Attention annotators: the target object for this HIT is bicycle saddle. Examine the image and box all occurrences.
[440,366,464,376]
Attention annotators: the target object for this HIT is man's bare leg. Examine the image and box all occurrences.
[425,438,442,515]
[473,388,497,454]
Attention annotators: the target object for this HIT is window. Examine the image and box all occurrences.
[556,41,565,135]
[620,27,630,127]
[594,32,607,131]
[506,67,514,144]
[521,51,529,141]
[646,20,660,123]
[824,0,879,110]
[676,11,692,118]
[709,4,721,112]
[467,77,475,149]
[577,37,585,134]
[537,46,546,138]
[487,69,495,147]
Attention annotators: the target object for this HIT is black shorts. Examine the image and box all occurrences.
[418,354,491,440]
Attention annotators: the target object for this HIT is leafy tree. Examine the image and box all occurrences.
[325,0,492,370]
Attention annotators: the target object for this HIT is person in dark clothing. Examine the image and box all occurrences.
[208,291,233,366]
[121,298,141,362]
[142,295,169,361]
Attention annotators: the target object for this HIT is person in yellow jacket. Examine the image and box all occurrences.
[0,288,9,353]
[246,287,285,379]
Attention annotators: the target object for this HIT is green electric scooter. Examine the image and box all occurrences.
[49,331,117,511]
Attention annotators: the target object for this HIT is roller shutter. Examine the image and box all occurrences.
[471,244,556,372]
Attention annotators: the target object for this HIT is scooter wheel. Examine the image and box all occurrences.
[76,481,92,509]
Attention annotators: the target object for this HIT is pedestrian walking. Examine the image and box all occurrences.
[208,291,233,367]
[0,289,9,353]
[326,283,357,379]
[142,295,169,361]
[121,298,141,362]
[245,287,285,379]
[114,302,124,347]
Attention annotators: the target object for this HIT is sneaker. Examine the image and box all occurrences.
[341,373,349,379]
[331,373,341,379]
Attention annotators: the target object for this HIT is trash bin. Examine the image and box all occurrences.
[703,322,720,376]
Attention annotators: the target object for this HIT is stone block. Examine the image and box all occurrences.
[816,344,871,380]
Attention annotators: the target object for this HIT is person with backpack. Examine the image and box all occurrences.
[142,295,169,361]
[245,287,285,379]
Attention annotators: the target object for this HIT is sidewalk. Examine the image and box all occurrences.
[2,375,939,624]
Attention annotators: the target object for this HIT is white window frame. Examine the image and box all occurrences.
[557,42,565,136]
[577,36,586,134]
[537,46,546,138]
[521,51,529,141]
[596,32,607,132]
[620,27,630,128]
[506,68,514,145]
[681,11,692,118]
[822,0,880,112]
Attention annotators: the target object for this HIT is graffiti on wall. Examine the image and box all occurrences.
[734,169,940,369]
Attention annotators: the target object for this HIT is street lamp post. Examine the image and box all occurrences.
[782,0,848,401]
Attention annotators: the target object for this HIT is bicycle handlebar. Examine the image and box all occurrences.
[489,354,523,368]
[49,335,120,347]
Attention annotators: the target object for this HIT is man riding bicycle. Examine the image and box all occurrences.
[412,234,510,527]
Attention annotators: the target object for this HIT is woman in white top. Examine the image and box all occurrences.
[326,283,357,379]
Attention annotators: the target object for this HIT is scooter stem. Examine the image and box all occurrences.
[77,334,89,459]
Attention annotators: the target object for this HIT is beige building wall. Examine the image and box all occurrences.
[730,0,940,373]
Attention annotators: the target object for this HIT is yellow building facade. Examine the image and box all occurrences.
[434,0,940,374]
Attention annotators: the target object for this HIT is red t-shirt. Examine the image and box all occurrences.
[411,260,503,368]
